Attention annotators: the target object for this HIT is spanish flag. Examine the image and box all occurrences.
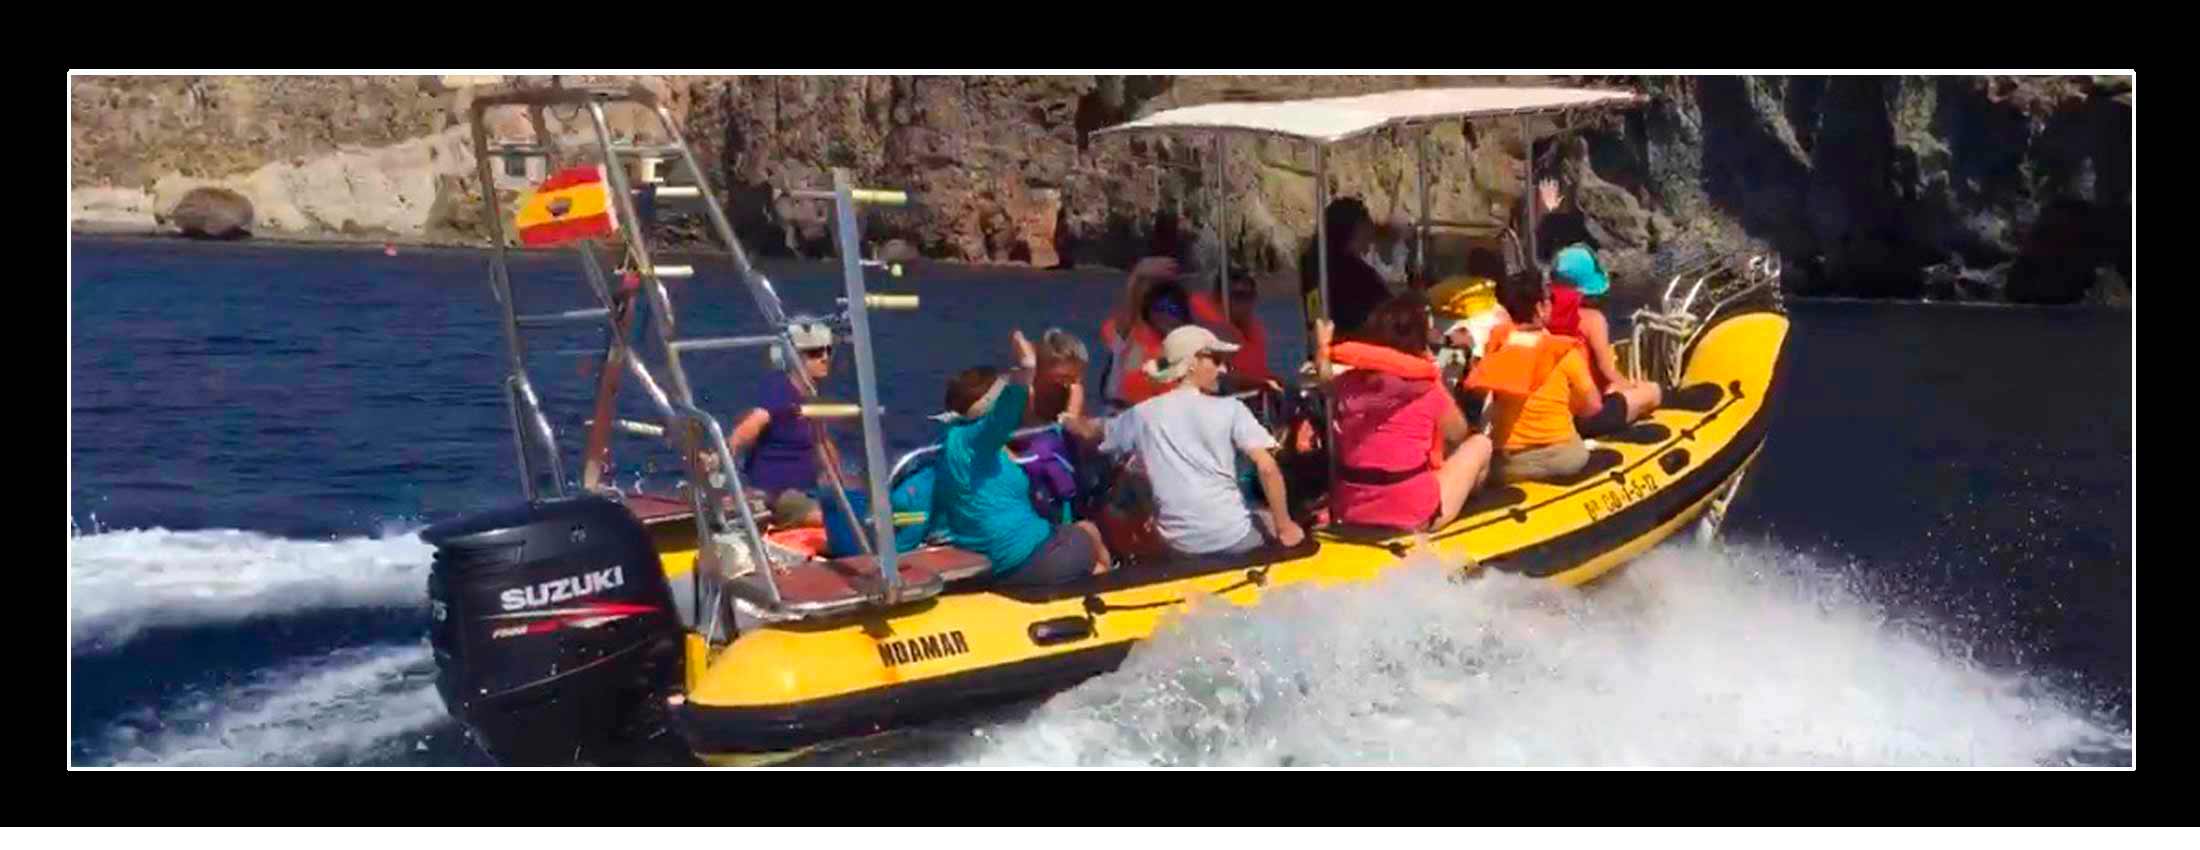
[514,165,620,247]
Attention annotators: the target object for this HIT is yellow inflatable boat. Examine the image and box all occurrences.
[419,82,1790,765]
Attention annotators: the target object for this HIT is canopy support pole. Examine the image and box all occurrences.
[1416,130,1430,282]
[1216,133,1229,314]
[1522,115,1538,272]
[1313,144,1339,528]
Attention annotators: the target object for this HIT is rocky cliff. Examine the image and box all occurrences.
[70,74,2131,304]
[1614,75,2132,304]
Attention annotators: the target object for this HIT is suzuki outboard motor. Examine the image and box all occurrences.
[423,495,688,765]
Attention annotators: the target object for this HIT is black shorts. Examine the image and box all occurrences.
[1574,391,1630,438]
[997,523,1098,586]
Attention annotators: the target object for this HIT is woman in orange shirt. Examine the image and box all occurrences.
[1098,258,1195,410]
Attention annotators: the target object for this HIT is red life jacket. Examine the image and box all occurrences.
[1100,317,1169,405]
[1546,283,1584,339]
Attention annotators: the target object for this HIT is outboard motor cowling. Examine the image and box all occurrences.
[423,495,686,765]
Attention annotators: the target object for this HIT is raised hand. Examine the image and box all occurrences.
[1011,330,1036,368]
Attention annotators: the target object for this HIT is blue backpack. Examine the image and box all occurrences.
[889,457,942,553]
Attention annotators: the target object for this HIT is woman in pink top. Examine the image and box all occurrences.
[1325,295,1494,531]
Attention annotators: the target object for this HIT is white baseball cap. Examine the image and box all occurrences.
[1142,325,1240,382]
[769,320,836,368]
[788,321,834,350]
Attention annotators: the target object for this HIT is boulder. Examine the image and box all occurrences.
[169,187,254,239]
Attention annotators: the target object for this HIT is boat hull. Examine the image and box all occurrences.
[669,309,1790,757]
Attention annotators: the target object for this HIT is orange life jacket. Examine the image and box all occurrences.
[765,525,828,557]
[1327,340,1441,380]
[1464,323,1580,397]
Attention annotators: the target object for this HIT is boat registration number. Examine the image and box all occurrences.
[1583,470,1661,522]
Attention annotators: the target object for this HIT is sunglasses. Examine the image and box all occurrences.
[801,347,833,360]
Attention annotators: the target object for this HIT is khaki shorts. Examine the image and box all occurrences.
[1496,439,1590,484]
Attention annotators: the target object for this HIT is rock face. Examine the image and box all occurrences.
[684,74,1536,274]
[73,76,451,190]
[688,77,1096,269]
[71,74,2131,303]
[69,75,672,243]
[72,186,160,229]
[167,187,254,239]
[685,74,2133,304]
[1601,75,2133,304]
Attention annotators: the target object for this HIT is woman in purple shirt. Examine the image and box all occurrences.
[726,321,841,498]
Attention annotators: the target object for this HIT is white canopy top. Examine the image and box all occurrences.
[1093,86,1645,145]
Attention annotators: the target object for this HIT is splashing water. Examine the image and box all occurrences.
[963,542,2129,767]
[68,525,434,651]
[80,643,448,766]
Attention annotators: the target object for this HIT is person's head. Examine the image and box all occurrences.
[1324,197,1376,256]
[1141,281,1192,334]
[1379,215,1413,251]
[1551,244,1610,303]
[1029,379,1072,426]
[1466,246,1507,282]
[1150,210,1184,260]
[770,320,835,381]
[1218,272,1259,324]
[1497,269,1551,328]
[1029,329,1090,425]
[941,365,1005,423]
[1039,328,1089,373]
[1143,325,1241,393]
[769,490,822,529]
[1359,293,1434,357]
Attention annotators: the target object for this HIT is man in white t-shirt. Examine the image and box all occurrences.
[1071,325,1306,556]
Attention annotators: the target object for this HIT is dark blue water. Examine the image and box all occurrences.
[68,236,2133,766]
